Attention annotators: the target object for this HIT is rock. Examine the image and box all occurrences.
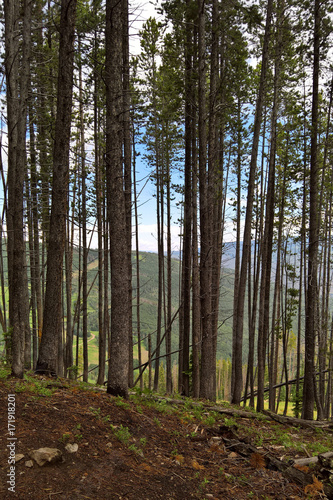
[65,443,78,453]
[29,448,63,466]
[211,436,222,442]
[15,454,25,463]
[25,460,34,468]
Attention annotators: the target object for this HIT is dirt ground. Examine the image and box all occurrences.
[0,376,331,499]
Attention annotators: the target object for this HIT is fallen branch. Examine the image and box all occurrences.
[293,452,333,467]
[262,409,333,431]
[241,369,333,403]
[222,436,333,498]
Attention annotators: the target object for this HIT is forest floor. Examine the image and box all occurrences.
[0,374,332,500]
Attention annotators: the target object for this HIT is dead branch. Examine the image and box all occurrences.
[262,409,333,430]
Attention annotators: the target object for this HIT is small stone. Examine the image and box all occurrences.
[15,454,25,463]
[229,452,238,458]
[65,443,78,453]
[29,448,62,467]
[25,460,34,468]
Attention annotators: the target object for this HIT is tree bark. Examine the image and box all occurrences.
[181,0,194,397]
[122,0,133,388]
[106,0,130,398]
[5,0,32,377]
[198,0,214,401]
[36,0,77,376]
[303,0,321,420]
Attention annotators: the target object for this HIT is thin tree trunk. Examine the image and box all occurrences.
[232,0,273,404]
[96,99,105,386]
[154,158,163,392]
[303,0,321,420]
[122,0,133,388]
[198,0,214,401]
[166,147,173,394]
[80,61,88,383]
[28,105,42,369]
[181,0,193,396]
[232,100,242,399]
[5,0,32,377]
[257,2,283,411]
[192,126,201,399]
[133,133,143,390]
[209,0,222,401]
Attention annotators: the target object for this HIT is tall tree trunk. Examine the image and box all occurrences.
[154,157,163,392]
[198,0,214,401]
[303,0,320,420]
[106,0,130,398]
[257,1,283,411]
[133,133,143,390]
[208,0,222,401]
[181,0,194,397]
[79,57,88,383]
[192,122,201,399]
[5,0,32,377]
[165,147,173,394]
[231,0,273,404]
[122,0,133,387]
[36,0,77,376]
[232,100,242,399]
[96,107,105,386]
[104,209,110,383]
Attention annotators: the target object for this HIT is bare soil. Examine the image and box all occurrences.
[0,376,331,499]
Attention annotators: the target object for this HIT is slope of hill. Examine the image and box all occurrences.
[1,375,331,499]
[0,247,245,367]
[76,250,239,364]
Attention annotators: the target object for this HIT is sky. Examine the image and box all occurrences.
[124,0,239,254]
[125,0,184,253]
[0,0,239,255]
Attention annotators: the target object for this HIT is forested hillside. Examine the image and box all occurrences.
[1,0,333,425]
[1,249,239,383]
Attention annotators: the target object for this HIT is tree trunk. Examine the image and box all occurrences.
[79,59,88,383]
[36,0,77,376]
[232,0,273,404]
[133,133,143,390]
[106,0,130,398]
[303,0,320,420]
[181,0,194,396]
[198,0,214,401]
[209,0,222,401]
[122,0,133,388]
[5,0,32,377]
[257,0,283,411]
[96,88,105,386]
